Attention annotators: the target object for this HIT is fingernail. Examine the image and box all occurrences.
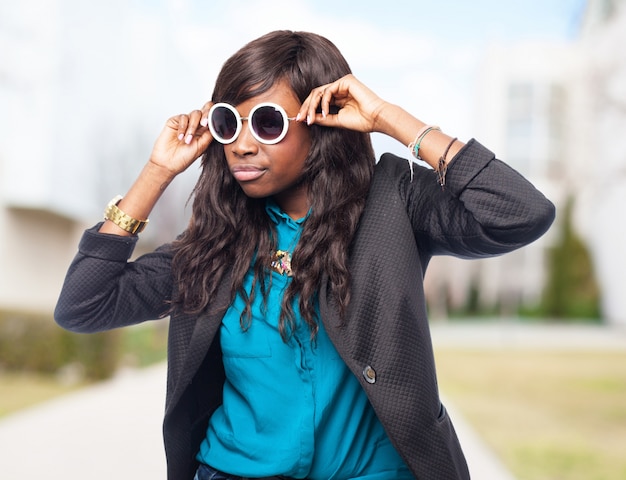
[185,134,193,144]
[200,117,208,127]
[322,110,326,119]
[306,115,311,125]
[296,113,301,122]
[178,133,184,141]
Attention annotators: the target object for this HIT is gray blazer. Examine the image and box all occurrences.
[55,140,555,479]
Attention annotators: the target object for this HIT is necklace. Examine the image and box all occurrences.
[267,204,308,277]
[270,250,293,276]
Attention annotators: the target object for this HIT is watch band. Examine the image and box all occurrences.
[104,195,149,234]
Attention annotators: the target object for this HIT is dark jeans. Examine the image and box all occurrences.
[194,463,295,480]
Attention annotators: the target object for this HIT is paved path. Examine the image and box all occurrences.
[3,322,624,479]
[430,320,626,350]
[0,364,167,479]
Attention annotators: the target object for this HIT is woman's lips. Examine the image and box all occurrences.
[231,165,266,182]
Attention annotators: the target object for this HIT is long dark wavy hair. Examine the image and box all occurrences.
[171,30,375,340]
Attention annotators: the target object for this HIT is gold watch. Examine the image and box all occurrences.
[104,195,149,234]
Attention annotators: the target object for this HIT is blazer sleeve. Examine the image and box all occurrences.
[54,223,174,333]
[388,139,556,258]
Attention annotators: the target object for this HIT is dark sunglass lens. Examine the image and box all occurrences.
[211,107,238,140]
[251,106,284,140]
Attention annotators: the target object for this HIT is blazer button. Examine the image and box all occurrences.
[363,365,376,384]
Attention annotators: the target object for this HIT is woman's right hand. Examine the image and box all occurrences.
[99,102,214,236]
[149,101,214,176]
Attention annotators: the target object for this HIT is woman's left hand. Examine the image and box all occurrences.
[302,74,464,171]
[299,74,389,133]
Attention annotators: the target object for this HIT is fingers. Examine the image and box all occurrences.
[176,110,203,144]
[199,100,213,128]
[173,114,190,143]
[300,83,337,126]
[171,102,214,146]
[299,75,388,133]
[299,74,366,128]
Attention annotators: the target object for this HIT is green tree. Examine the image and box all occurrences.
[541,197,601,320]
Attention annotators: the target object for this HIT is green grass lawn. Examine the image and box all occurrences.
[434,348,626,480]
[0,323,167,418]
[0,372,84,417]
[3,340,625,480]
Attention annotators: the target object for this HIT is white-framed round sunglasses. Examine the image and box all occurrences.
[208,102,297,145]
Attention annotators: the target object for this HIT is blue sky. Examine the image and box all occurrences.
[0,0,589,214]
[306,0,586,41]
[157,0,586,155]
[139,0,586,139]
[171,0,586,46]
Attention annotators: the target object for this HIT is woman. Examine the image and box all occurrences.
[55,30,555,480]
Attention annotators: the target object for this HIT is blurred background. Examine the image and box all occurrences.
[1,1,625,479]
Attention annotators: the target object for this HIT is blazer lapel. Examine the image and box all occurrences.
[167,274,232,412]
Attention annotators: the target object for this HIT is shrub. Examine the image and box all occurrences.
[0,310,120,380]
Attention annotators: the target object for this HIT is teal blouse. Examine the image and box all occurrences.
[196,200,411,479]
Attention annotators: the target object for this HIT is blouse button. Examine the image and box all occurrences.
[363,365,376,384]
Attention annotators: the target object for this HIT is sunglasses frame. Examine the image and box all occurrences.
[208,102,296,145]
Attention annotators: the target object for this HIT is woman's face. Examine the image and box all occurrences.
[223,79,312,219]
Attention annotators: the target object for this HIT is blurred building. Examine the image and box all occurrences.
[575,0,626,325]
[0,0,197,316]
[424,40,571,319]
[2,0,625,326]
[425,0,626,326]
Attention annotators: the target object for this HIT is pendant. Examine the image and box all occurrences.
[271,250,293,276]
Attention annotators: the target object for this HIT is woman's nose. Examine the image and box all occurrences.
[231,121,259,156]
